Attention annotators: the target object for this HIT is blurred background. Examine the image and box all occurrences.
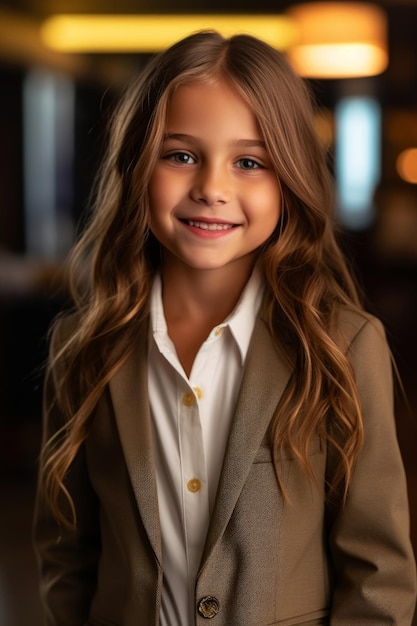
[0,0,416,624]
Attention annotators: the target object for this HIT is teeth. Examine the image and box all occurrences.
[187,220,234,231]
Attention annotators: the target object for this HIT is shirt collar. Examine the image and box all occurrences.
[219,268,264,364]
[150,268,264,366]
[150,273,168,337]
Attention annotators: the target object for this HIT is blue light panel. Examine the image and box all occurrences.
[335,96,381,230]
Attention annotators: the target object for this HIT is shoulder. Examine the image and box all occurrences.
[333,306,388,358]
[48,310,149,367]
[332,307,393,388]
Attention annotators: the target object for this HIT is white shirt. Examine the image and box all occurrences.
[148,270,264,626]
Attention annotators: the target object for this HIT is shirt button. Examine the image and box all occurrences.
[187,478,202,493]
[193,386,203,399]
[182,392,196,407]
[198,596,220,618]
[214,326,224,337]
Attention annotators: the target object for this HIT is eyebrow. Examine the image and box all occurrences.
[162,133,267,150]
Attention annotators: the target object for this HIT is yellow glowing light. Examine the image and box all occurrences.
[290,43,387,79]
[40,14,297,53]
[397,148,417,184]
[287,2,388,78]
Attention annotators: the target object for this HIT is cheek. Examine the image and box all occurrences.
[148,171,163,212]
[267,181,282,227]
[250,183,281,230]
[147,175,171,231]
[148,169,186,217]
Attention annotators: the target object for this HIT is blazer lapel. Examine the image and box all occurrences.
[108,322,162,564]
[200,315,292,569]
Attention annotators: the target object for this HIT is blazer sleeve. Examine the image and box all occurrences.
[327,316,417,624]
[33,317,100,626]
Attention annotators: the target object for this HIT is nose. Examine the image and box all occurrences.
[190,163,232,206]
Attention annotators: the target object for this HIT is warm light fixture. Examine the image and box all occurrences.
[40,14,297,53]
[397,148,417,184]
[0,8,85,73]
[286,2,388,78]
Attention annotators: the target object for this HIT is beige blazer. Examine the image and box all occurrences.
[34,308,417,625]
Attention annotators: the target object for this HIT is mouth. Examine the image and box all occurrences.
[180,218,237,231]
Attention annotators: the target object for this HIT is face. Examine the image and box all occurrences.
[148,79,281,281]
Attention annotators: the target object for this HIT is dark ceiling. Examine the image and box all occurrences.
[0,0,415,14]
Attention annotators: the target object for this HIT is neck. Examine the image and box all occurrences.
[161,260,255,327]
[158,256,257,377]
[162,263,252,376]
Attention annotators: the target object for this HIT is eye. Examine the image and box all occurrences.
[236,158,263,170]
[164,151,196,165]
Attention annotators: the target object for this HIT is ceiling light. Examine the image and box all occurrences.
[40,14,297,53]
[286,2,388,78]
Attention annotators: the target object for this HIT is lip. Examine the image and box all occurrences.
[178,217,240,238]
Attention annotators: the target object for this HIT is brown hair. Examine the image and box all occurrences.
[40,30,364,527]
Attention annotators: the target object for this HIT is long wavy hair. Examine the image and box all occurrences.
[41,30,365,528]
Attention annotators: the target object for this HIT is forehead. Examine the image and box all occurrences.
[163,79,261,139]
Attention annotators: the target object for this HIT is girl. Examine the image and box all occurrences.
[34,31,416,625]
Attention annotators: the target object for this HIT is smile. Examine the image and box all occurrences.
[184,220,235,231]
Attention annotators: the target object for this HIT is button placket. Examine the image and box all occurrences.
[179,382,209,577]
